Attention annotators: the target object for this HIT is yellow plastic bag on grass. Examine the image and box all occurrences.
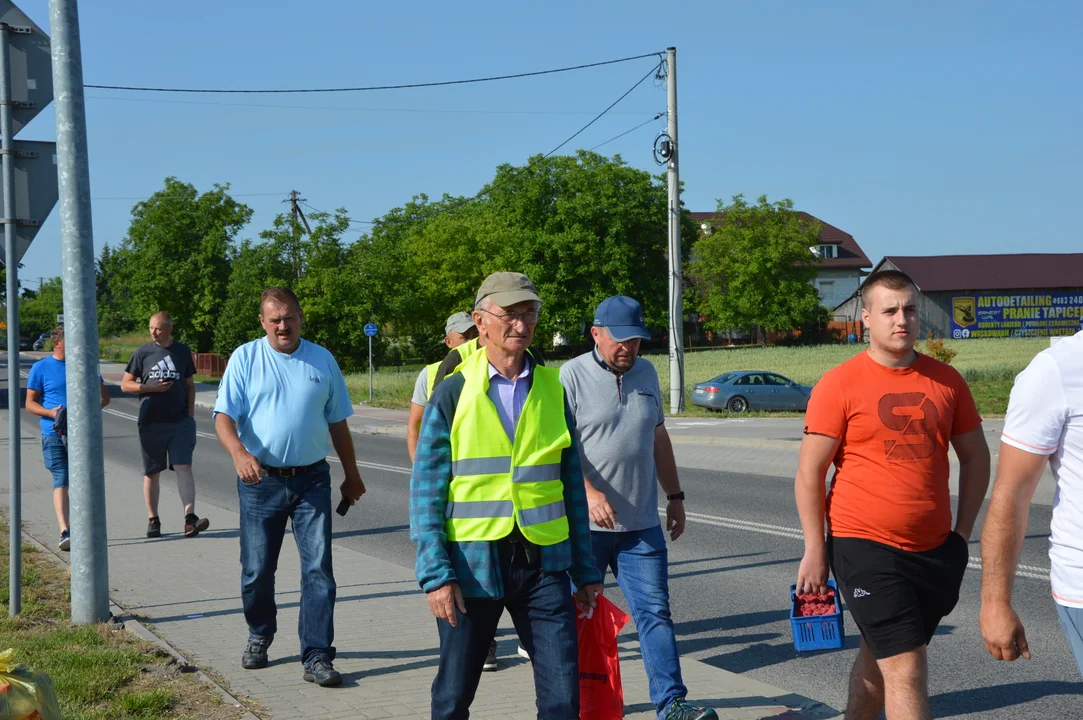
[0,648,62,720]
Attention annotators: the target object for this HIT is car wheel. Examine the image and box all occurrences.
[727,396,749,413]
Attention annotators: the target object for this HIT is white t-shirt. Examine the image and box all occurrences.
[1001,331,1083,608]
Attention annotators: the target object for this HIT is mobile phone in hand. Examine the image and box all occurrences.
[336,495,351,517]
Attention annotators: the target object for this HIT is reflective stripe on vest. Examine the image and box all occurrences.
[446,349,571,546]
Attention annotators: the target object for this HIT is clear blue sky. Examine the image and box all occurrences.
[12,0,1082,289]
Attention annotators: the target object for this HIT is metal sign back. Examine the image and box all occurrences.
[0,139,58,265]
[0,1,52,134]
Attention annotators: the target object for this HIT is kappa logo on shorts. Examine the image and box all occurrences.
[309,375,321,383]
[852,588,871,598]
[878,392,938,462]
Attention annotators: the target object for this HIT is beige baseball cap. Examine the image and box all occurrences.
[474,272,542,309]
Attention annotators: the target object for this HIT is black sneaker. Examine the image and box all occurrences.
[483,639,498,671]
[146,517,161,539]
[58,530,70,551]
[663,699,718,720]
[241,639,269,669]
[184,514,210,538]
[303,658,342,687]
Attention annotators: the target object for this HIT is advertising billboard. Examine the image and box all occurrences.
[951,293,1083,339]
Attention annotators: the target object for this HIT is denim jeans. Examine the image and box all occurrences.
[237,461,336,667]
[1057,602,1083,677]
[431,541,579,720]
[591,525,686,717]
[41,434,69,489]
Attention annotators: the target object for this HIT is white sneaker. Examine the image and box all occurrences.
[517,644,530,660]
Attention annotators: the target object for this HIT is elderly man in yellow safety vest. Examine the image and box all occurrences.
[410,271,603,720]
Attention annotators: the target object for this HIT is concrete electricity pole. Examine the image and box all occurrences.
[287,189,312,279]
[49,0,110,624]
[666,46,685,414]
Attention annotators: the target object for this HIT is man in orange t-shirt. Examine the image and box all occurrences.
[795,270,990,720]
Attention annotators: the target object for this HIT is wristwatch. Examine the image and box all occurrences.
[667,492,685,501]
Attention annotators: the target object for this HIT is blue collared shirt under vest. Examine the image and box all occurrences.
[214,337,354,467]
[410,356,602,598]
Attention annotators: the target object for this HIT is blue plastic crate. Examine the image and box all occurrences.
[789,579,845,652]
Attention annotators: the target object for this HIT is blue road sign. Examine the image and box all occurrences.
[364,323,378,337]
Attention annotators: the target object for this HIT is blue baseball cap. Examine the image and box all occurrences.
[593,296,650,342]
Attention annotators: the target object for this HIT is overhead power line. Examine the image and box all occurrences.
[300,201,375,226]
[85,52,664,94]
[92,191,285,201]
[297,60,664,230]
[589,112,665,152]
[542,61,663,158]
[84,94,651,117]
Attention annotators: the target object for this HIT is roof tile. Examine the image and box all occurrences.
[882,254,1083,292]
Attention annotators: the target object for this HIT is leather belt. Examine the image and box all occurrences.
[261,461,323,478]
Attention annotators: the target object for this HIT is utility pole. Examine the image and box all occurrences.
[50,0,110,624]
[1,20,22,617]
[666,46,684,414]
[287,190,312,280]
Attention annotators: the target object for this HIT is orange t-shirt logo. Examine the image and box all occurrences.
[878,392,939,462]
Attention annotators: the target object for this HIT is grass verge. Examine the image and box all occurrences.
[0,520,247,720]
[346,338,1041,416]
[99,333,148,365]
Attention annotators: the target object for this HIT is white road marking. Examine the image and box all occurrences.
[103,407,411,475]
[655,508,1051,581]
[94,396,1059,582]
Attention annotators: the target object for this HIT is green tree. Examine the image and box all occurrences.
[214,208,370,369]
[119,177,253,351]
[690,194,825,339]
[481,152,695,347]
[96,244,138,337]
[0,261,25,305]
[349,193,482,364]
[354,152,695,357]
[19,276,64,338]
[213,239,290,355]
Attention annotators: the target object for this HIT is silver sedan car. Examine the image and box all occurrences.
[690,371,812,413]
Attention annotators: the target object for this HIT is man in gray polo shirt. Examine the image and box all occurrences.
[559,295,717,720]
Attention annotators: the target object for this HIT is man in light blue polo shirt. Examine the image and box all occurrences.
[214,286,366,688]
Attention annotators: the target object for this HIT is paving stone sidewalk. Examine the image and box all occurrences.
[1,416,829,719]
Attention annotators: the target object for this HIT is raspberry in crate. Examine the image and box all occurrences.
[788,579,845,652]
[794,589,837,617]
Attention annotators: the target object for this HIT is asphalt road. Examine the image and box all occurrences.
[5,354,1081,717]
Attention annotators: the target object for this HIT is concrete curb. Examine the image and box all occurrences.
[10,517,262,720]
[348,424,408,439]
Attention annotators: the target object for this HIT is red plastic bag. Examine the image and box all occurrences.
[577,594,630,720]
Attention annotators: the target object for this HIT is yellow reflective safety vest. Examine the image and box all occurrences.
[424,360,442,400]
[446,348,571,546]
[425,337,481,400]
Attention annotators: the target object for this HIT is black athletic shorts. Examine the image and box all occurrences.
[138,416,197,476]
[828,532,969,660]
